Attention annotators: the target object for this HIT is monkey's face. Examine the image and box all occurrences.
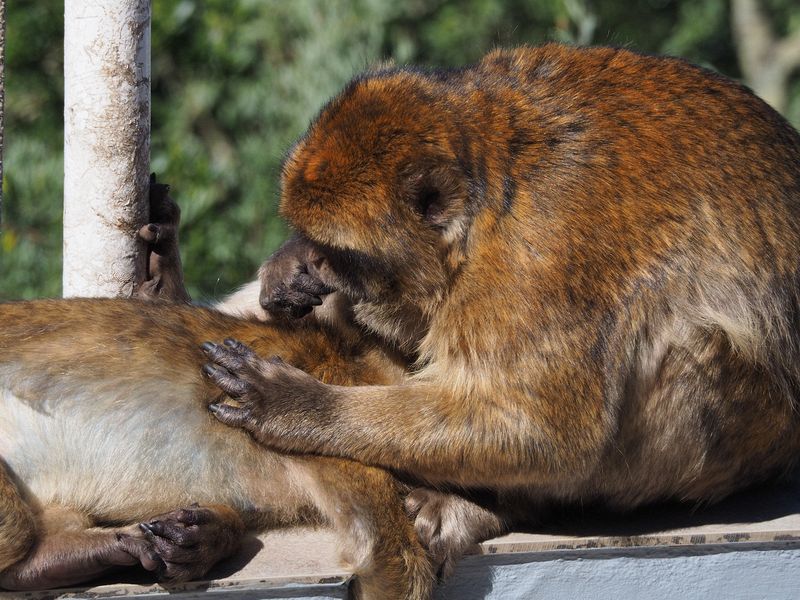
[279,74,468,314]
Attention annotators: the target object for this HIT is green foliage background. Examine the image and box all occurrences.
[2,0,799,301]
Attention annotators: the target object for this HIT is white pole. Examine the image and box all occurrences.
[0,0,5,224]
[63,0,151,298]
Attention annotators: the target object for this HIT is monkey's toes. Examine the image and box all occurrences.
[405,489,465,581]
[115,530,163,572]
[139,506,244,582]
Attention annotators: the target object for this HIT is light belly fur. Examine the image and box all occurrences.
[0,380,286,522]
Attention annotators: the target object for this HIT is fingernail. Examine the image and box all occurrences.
[208,403,220,413]
[200,342,216,353]
[202,363,217,377]
[223,338,237,347]
[147,224,158,232]
[139,522,154,533]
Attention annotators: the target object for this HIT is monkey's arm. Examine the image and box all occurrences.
[0,504,243,591]
[0,463,35,573]
[202,340,608,488]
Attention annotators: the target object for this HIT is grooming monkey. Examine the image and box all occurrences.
[199,43,800,571]
[141,175,497,576]
[0,187,433,599]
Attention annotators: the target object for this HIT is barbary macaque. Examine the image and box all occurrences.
[199,43,800,572]
[0,181,434,598]
[141,173,495,577]
[0,298,433,598]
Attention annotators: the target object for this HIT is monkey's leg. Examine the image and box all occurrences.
[136,174,191,303]
[299,457,433,600]
[0,504,243,591]
[0,462,36,572]
[405,489,509,580]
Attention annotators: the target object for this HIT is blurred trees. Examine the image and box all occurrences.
[2,0,799,300]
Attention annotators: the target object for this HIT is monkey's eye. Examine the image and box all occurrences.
[415,187,442,223]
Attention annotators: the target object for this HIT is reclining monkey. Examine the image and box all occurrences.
[0,182,434,599]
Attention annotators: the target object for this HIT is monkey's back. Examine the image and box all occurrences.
[461,47,800,504]
[457,46,800,503]
[282,44,800,505]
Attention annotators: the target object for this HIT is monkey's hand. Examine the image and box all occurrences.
[125,504,245,583]
[258,235,336,320]
[405,489,508,581]
[202,339,329,449]
[136,173,191,304]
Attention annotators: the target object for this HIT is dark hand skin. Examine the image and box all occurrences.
[136,173,191,304]
[201,339,331,451]
[258,235,336,320]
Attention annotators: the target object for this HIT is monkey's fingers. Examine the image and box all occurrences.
[207,401,251,428]
[142,521,197,548]
[138,223,160,244]
[291,272,337,297]
[202,363,252,399]
[221,338,260,361]
[202,341,263,380]
[115,531,164,572]
[284,289,324,308]
[208,402,255,428]
[201,342,248,372]
[265,284,320,319]
[140,523,206,567]
[201,339,262,372]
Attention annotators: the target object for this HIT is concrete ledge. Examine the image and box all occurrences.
[5,474,800,600]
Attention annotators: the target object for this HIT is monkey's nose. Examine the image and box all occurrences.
[259,288,271,311]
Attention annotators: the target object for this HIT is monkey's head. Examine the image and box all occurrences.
[279,71,469,314]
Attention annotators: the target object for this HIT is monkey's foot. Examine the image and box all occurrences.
[201,339,328,449]
[135,173,191,303]
[405,488,508,581]
[136,504,245,583]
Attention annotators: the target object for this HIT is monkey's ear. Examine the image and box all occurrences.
[406,165,465,230]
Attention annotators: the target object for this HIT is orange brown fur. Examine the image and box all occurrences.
[0,299,430,598]
[203,43,800,559]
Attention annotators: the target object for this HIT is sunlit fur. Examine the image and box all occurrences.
[0,299,430,598]
[265,45,800,521]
